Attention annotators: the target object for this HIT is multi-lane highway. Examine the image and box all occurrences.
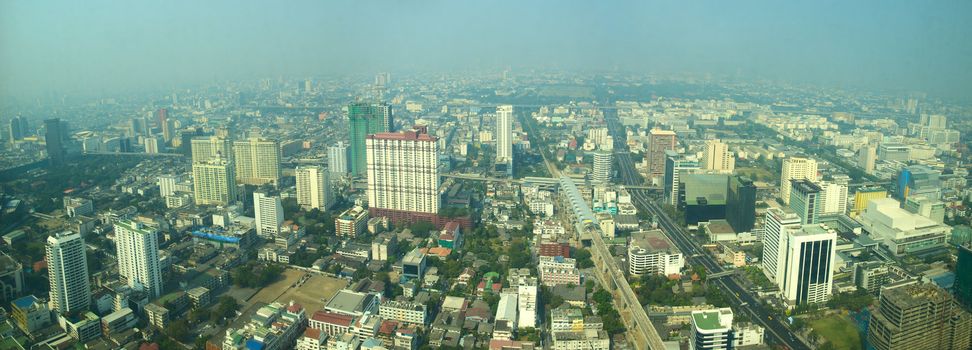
[605,114,810,350]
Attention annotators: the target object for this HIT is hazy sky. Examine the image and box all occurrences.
[2,1,971,101]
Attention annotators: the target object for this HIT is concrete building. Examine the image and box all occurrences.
[627,230,684,276]
[725,176,756,233]
[780,156,817,204]
[190,136,231,163]
[858,144,877,174]
[819,182,848,215]
[11,295,51,334]
[851,186,887,218]
[365,126,440,226]
[254,191,284,239]
[0,252,23,303]
[328,141,350,175]
[780,225,837,306]
[495,105,514,174]
[664,151,700,206]
[701,139,734,172]
[335,205,368,237]
[648,129,677,183]
[896,165,941,202]
[691,308,733,350]
[857,198,949,256]
[379,300,427,326]
[192,159,237,206]
[114,220,163,298]
[46,231,91,314]
[233,137,281,186]
[788,180,822,225]
[591,150,612,184]
[903,195,945,224]
[762,208,803,285]
[868,283,972,350]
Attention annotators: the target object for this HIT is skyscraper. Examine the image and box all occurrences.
[664,150,700,206]
[192,160,237,206]
[349,102,393,176]
[46,232,91,314]
[868,283,972,350]
[114,220,163,298]
[191,136,231,163]
[296,165,332,211]
[726,176,756,233]
[701,139,734,173]
[157,108,172,142]
[495,105,514,174]
[819,182,848,215]
[328,141,350,175]
[44,118,66,167]
[858,145,877,175]
[762,208,802,285]
[779,157,817,204]
[789,180,822,225]
[648,129,677,183]
[366,126,440,226]
[233,137,281,186]
[955,244,972,311]
[591,150,612,184]
[780,225,836,306]
[254,191,284,239]
[7,116,28,142]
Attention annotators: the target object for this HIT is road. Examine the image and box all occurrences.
[605,113,810,350]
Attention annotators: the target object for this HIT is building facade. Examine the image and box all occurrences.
[365,127,440,226]
[46,231,91,314]
[114,220,163,298]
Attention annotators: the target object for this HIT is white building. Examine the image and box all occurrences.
[820,182,848,215]
[191,136,231,163]
[157,174,183,198]
[328,142,349,175]
[46,232,91,314]
[296,165,332,211]
[761,208,803,285]
[591,150,612,184]
[192,159,236,206]
[701,139,734,172]
[780,157,818,204]
[378,300,427,326]
[254,191,284,239]
[691,308,733,350]
[856,198,949,256]
[627,230,684,276]
[114,220,163,299]
[495,105,513,167]
[234,137,281,186]
[780,225,837,306]
[365,127,440,219]
[517,284,538,329]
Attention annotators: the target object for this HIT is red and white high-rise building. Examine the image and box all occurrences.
[366,126,441,226]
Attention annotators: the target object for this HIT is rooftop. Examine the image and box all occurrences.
[630,230,677,253]
[691,308,732,331]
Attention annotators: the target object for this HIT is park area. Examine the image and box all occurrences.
[809,314,862,350]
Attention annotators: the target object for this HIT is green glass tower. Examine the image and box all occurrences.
[348,102,392,176]
[955,244,972,310]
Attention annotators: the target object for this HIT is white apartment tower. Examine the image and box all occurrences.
[761,208,803,285]
[296,165,332,211]
[701,139,735,172]
[328,142,350,175]
[192,160,236,206]
[820,182,849,215]
[254,191,284,238]
[495,105,513,167]
[592,150,613,184]
[191,136,231,163]
[780,157,818,204]
[114,220,163,299]
[233,137,281,185]
[46,232,91,314]
[366,127,440,221]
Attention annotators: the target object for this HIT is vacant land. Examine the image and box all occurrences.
[810,314,861,350]
[247,268,347,312]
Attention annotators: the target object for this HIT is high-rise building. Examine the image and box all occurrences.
[851,187,887,218]
[495,105,514,173]
[897,165,941,202]
[819,182,848,215]
[296,166,332,211]
[726,176,756,233]
[366,126,440,226]
[690,308,734,350]
[157,108,172,142]
[349,102,393,176]
[157,174,183,198]
[789,180,822,225]
[191,136,231,163]
[114,220,163,299]
[920,114,947,129]
[701,139,734,172]
[779,157,817,204]
[144,136,161,154]
[761,208,802,285]
[192,160,237,206]
[858,145,877,175]
[664,151,700,206]
[955,244,972,311]
[648,129,677,183]
[903,195,946,224]
[7,116,28,142]
[591,150,612,184]
[233,137,281,186]
[44,118,66,167]
[46,232,91,315]
[868,283,972,350]
[328,142,350,175]
[254,191,284,239]
[780,224,837,306]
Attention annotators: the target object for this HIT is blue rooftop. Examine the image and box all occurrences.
[12,295,37,309]
[245,339,265,350]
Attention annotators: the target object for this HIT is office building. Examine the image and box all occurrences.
[691,308,734,350]
[45,118,66,166]
[192,160,237,206]
[114,220,163,298]
[647,129,677,182]
[349,102,393,176]
[857,198,948,256]
[868,283,972,350]
[46,232,91,314]
[819,182,848,215]
[725,176,756,233]
[664,151,699,206]
[296,165,332,211]
[761,208,802,285]
[328,141,350,175]
[904,195,945,223]
[780,157,817,204]
[789,180,822,225]
[955,244,972,311]
[701,139,734,172]
[878,143,910,162]
[780,225,836,306]
[254,191,284,239]
[851,186,886,218]
[858,145,877,174]
[495,105,514,174]
[680,173,729,225]
[896,165,941,202]
[191,136,231,163]
[234,137,281,186]
[628,230,684,276]
[366,126,440,226]
[591,150,612,184]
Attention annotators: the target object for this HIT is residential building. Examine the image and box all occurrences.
[335,205,368,237]
[328,141,350,175]
[819,182,848,215]
[496,105,514,174]
[254,191,284,239]
[190,136,231,163]
[11,295,51,334]
[365,126,440,226]
[648,129,677,183]
[701,139,734,172]
[780,156,817,204]
[192,159,237,206]
[379,301,427,326]
[591,150,612,184]
[47,231,91,314]
[114,220,163,298]
[234,137,281,185]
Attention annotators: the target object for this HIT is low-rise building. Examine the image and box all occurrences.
[336,206,369,237]
[379,300,427,326]
[627,230,684,276]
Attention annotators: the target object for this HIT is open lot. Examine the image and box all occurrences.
[809,314,861,350]
[246,268,348,312]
